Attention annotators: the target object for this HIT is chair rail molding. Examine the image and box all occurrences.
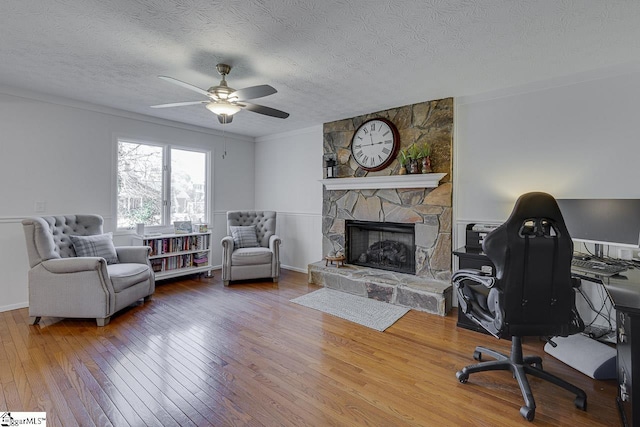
[319,173,447,190]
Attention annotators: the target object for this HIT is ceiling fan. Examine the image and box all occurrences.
[151,63,289,124]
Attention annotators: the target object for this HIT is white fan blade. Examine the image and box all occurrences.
[151,101,207,108]
[243,102,289,119]
[158,76,210,96]
[232,85,277,101]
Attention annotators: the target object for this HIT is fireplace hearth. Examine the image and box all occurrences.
[346,220,416,274]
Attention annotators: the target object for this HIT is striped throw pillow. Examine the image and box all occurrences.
[230,225,259,248]
[70,232,119,264]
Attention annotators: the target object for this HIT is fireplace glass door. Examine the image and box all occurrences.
[346,220,415,274]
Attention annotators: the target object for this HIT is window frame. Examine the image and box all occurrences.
[113,136,211,232]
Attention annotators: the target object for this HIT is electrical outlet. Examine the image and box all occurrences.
[34,201,46,213]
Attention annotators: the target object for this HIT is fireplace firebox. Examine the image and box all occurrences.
[345,220,416,274]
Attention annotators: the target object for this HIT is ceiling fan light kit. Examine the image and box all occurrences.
[152,63,289,124]
[205,101,241,116]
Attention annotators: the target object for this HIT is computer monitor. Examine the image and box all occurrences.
[556,199,640,254]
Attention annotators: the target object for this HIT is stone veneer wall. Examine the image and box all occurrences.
[323,98,453,281]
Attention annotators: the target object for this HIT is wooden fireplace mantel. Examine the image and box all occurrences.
[319,173,447,191]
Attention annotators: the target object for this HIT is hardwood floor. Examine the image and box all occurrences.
[0,269,620,426]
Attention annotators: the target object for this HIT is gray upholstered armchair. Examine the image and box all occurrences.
[22,215,155,326]
[221,211,281,286]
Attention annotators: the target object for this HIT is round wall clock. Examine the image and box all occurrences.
[350,118,400,171]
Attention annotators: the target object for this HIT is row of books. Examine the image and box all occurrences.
[193,251,209,267]
[150,252,209,272]
[147,235,210,256]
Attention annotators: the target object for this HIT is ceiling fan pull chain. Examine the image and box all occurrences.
[222,128,227,159]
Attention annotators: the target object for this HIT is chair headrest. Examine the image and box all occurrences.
[483,192,573,279]
[505,192,567,226]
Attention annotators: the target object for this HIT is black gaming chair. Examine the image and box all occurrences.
[453,192,587,421]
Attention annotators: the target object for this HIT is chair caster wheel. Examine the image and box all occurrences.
[574,395,587,411]
[456,371,469,383]
[520,406,535,421]
[473,350,482,361]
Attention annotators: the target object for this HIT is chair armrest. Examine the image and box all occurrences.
[452,268,496,288]
[221,236,234,282]
[269,234,282,279]
[41,257,106,274]
[269,234,281,250]
[454,268,502,337]
[454,268,491,277]
[116,246,151,264]
[221,236,234,251]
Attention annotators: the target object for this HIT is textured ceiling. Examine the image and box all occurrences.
[2,0,640,138]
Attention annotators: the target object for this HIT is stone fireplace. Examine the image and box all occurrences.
[308,97,454,316]
[309,178,453,316]
[322,182,452,281]
[346,220,416,274]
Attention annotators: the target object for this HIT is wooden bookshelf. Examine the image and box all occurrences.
[132,231,212,280]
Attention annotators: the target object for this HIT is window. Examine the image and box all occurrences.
[117,139,209,229]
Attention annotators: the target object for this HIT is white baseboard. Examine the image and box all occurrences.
[282,265,308,274]
[0,301,28,314]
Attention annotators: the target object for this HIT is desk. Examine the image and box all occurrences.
[574,268,640,427]
[452,246,640,426]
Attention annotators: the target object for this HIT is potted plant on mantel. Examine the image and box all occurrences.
[398,150,408,175]
[399,143,433,174]
[407,143,421,174]
[420,142,432,173]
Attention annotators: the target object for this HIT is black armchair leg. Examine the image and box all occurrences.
[512,364,536,420]
[524,364,588,410]
[460,358,510,374]
[474,345,507,361]
[456,336,587,422]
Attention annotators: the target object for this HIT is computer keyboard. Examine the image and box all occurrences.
[571,258,628,276]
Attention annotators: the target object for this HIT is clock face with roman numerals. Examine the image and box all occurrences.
[350,118,400,171]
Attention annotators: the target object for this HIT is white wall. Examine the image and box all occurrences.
[0,88,254,311]
[254,126,324,272]
[454,67,640,248]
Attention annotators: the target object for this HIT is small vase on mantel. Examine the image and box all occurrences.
[421,156,432,173]
[408,159,420,174]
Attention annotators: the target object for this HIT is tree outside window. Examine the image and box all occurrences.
[117,140,208,229]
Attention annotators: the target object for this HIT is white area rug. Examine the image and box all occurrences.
[290,288,410,331]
